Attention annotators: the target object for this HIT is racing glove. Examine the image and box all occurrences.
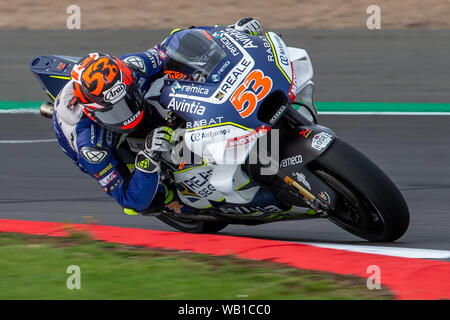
[234,17,263,36]
[135,126,175,174]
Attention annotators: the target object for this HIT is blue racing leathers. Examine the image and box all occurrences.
[52,97,162,213]
[51,44,171,213]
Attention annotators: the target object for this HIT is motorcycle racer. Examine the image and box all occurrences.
[52,18,264,216]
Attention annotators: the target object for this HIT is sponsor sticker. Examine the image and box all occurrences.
[267,32,292,83]
[180,170,214,195]
[157,48,168,60]
[211,74,220,82]
[272,33,290,66]
[216,58,252,97]
[165,70,186,80]
[280,55,289,66]
[311,132,333,151]
[225,28,258,49]
[99,171,118,187]
[168,98,205,115]
[219,204,284,215]
[165,201,184,214]
[186,116,224,129]
[269,105,286,124]
[94,163,114,178]
[212,31,224,39]
[66,96,78,111]
[97,127,104,147]
[90,125,95,145]
[104,83,126,103]
[260,35,274,62]
[299,128,312,138]
[215,92,224,100]
[189,128,231,142]
[318,191,331,204]
[292,172,311,190]
[123,110,142,126]
[145,48,161,68]
[107,178,122,192]
[171,81,182,94]
[217,60,231,75]
[288,66,299,102]
[219,35,241,56]
[136,157,151,170]
[226,125,270,148]
[123,56,146,73]
[174,83,210,96]
[280,154,303,168]
[80,147,109,164]
[57,62,67,71]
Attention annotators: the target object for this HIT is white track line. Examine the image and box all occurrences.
[300,242,450,259]
[0,109,40,114]
[0,139,57,144]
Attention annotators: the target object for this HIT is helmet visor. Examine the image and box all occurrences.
[88,83,145,132]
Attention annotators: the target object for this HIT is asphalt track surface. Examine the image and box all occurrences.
[2,29,450,102]
[1,113,449,252]
[0,30,449,252]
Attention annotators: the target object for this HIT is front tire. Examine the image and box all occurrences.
[313,138,410,241]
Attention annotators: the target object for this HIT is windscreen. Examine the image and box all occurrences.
[163,29,227,77]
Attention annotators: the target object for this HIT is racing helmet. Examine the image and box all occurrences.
[71,53,145,133]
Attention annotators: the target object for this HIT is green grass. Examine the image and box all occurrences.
[0,232,393,300]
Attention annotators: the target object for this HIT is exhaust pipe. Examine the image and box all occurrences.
[40,102,54,119]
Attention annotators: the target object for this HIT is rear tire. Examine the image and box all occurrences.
[313,138,410,241]
[156,214,229,234]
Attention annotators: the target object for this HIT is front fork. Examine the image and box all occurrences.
[259,105,338,216]
[283,175,330,217]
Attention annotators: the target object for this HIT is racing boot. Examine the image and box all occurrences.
[142,183,197,216]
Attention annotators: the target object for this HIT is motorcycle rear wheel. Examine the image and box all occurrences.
[312,138,410,242]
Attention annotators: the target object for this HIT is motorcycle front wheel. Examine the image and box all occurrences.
[312,138,410,242]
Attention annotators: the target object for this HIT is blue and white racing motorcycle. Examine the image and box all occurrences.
[30,27,410,241]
